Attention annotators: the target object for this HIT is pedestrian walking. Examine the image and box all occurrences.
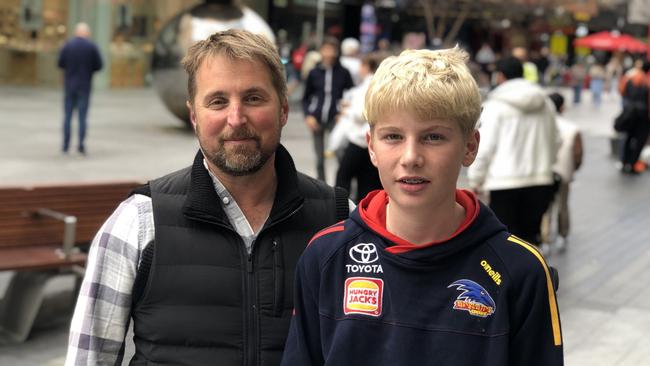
[65,29,349,366]
[619,60,650,174]
[58,22,102,155]
[589,61,606,108]
[467,56,559,250]
[339,37,362,85]
[282,47,564,366]
[570,61,587,104]
[513,47,539,84]
[542,93,583,252]
[302,37,354,181]
[333,53,383,202]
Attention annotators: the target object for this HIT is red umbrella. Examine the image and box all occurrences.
[573,31,647,53]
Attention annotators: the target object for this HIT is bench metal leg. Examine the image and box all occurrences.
[0,271,53,344]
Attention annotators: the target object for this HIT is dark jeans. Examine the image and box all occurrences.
[312,121,335,181]
[489,184,555,246]
[63,89,90,152]
[335,143,382,202]
[573,84,582,104]
[621,117,650,166]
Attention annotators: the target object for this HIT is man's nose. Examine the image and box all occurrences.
[227,102,247,127]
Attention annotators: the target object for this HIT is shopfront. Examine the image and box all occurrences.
[0,0,201,88]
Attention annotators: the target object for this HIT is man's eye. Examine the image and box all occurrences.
[246,95,264,104]
[208,99,227,108]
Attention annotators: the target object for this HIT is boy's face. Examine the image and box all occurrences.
[367,110,479,211]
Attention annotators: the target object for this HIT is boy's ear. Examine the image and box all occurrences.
[462,129,480,167]
[366,130,379,167]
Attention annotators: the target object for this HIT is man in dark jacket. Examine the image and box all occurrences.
[302,37,354,181]
[58,22,102,154]
[66,30,348,365]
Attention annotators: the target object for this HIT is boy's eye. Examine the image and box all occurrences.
[383,133,402,141]
[424,133,444,141]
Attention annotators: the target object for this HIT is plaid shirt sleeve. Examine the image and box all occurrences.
[65,194,154,366]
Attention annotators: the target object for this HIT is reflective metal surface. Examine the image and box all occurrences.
[151,2,275,125]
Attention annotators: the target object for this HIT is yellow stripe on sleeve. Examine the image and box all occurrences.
[507,235,563,346]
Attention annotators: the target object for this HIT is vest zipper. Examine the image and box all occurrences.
[244,242,258,366]
[272,238,284,317]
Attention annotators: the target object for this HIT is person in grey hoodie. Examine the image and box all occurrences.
[468,56,559,251]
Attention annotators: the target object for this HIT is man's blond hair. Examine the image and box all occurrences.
[364,47,481,136]
[181,29,287,104]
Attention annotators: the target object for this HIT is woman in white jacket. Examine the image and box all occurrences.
[468,56,560,249]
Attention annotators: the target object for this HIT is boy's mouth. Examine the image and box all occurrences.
[397,177,430,184]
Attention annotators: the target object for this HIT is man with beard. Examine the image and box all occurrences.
[65,30,349,366]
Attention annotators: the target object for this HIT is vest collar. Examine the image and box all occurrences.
[183,144,303,226]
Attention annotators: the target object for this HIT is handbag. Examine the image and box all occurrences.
[614,105,636,132]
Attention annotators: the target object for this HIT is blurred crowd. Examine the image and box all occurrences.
[272,30,650,256]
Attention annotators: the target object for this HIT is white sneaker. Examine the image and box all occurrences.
[555,237,567,253]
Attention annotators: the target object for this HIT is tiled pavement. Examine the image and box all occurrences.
[0,85,649,365]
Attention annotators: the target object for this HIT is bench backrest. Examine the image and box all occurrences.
[0,182,143,249]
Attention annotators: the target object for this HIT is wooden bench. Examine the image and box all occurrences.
[0,181,142,343]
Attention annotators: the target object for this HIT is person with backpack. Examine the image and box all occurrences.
[619,60,650,174]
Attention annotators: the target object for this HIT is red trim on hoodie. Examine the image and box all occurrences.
[307,222,345,246]
[358,189,480,254]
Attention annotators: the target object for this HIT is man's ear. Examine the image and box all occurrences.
[462,129,480,167]
[280,97,289,127]
[186,100,197,131]
[366,130,378,167]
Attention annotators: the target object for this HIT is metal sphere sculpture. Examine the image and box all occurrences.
[151,1,275,125]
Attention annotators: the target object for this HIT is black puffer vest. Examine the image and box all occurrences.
[129,146,346,366]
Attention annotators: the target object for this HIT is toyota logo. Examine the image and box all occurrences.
[349,243,379,264]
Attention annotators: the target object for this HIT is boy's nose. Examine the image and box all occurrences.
[400,140,424,168]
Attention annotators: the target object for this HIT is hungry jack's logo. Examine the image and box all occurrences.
[344,277,383,317]
[448,279,496,318]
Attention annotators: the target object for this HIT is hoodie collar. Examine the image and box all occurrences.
[490,78,548,113]
[183,144,303,226]
[357,190,480,254]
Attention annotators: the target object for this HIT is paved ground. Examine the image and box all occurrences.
[1,85,649,365]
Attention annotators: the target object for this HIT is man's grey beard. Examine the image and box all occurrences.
[206,140,272,176]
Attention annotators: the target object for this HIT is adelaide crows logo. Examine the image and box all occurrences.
[448,279,496,317]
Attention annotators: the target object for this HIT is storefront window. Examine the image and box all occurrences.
[0,0,68,85]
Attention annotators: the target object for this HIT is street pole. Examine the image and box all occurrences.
[316,0,324,46]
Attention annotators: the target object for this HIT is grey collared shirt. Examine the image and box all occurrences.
[203,159,265,254]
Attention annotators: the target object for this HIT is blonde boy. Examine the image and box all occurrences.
[281,47,564,365]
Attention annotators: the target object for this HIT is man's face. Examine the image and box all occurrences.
[367,110,479,212]
[187,54,288,177]
[320,44,338,66]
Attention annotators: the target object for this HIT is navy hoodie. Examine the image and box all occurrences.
[282,189,563,366]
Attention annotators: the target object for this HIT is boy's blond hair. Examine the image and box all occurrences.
[364,47,481,136]
[181,29,287,104]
